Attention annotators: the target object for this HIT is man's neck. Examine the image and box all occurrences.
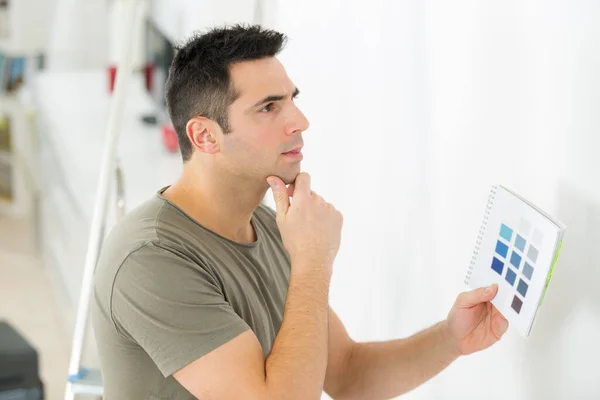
[163,167,267,244]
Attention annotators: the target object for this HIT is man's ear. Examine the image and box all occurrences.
[186,117,220,154]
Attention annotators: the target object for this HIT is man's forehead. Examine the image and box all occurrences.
[230,58,294,98]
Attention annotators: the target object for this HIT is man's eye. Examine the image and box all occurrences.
[260,103,275,113]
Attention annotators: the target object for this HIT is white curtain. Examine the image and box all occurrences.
[262,1,600,399]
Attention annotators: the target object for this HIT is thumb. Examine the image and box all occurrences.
[267,176,289,217]
[457,283,498,308]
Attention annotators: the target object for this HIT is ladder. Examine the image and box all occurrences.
[63,0,143,398]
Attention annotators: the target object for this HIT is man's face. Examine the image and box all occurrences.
[216,57,309,185]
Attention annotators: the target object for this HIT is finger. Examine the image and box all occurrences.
[267,176,290,217]
[492,313,509,338]
[490,304,502,316]
[293,172,311,200]
[287,183,295,197]
[456,284,498,308]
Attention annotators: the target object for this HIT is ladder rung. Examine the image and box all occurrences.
[69,368,104,396]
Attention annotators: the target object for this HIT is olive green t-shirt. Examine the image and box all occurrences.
[91,188,291,399]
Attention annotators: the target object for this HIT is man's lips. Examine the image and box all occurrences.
[282,146,303,160]
[283,146,303,155]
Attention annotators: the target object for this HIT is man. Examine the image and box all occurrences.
[92,24,509,399]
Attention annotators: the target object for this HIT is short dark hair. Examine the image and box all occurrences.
[165,24,288,161]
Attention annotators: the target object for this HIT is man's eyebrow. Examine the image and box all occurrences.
[251,87,300,109]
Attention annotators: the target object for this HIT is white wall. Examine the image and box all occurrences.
[150,0,259,45]
[266,1,600,399]
[46,0,110,70]
[417,2,600,398]
[46,0,149,70]
[147,0,600,398]
[45,0,259,71]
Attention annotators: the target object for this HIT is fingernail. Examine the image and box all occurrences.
[485,285,492,293]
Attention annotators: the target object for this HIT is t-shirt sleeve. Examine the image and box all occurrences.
[109,242,250,377]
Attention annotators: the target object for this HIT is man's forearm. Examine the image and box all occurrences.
[264,261,331,399]
[338,320,460,400]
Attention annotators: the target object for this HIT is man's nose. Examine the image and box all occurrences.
[285,104,310,136]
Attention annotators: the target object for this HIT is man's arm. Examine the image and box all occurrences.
[325,285,508,400]
[325,317,458,400]
[174,262,331,400]
[175,173,343,399]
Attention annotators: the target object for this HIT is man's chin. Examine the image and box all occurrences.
[269,171,300,186]
[270,176,293,187]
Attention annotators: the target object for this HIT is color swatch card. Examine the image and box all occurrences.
[465,185,566,337]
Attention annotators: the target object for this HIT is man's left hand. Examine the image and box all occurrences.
[445,284,509,356]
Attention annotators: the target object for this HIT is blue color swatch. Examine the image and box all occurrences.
[505,268,517,286]
[499,224,513,242]
[517,279,529,297]
[523,262,534,280]
[491,257,504,275]
[495,240,509,258]
[510,251,522,269]
[515,235,526,252]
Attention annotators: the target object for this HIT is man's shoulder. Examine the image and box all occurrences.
[103,194,166,249]
[94,194,190,287]
[105,191,203,248]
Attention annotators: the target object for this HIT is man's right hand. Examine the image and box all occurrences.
[175,172,341,400]
[267,172,343,275]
